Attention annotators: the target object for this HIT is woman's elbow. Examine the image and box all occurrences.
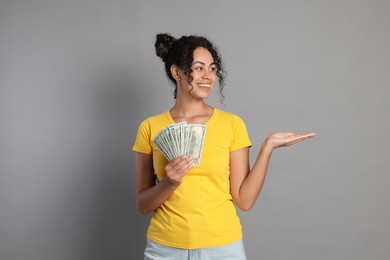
[136,200,153,215]
[137,207,150,216]
[234,197,256,211]
[236,202,254,211]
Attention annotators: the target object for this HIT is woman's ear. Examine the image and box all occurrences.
[170,65,181,81]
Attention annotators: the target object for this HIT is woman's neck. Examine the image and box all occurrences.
[170,99,214,124]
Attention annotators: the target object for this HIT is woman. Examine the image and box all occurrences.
[133,33,315,259]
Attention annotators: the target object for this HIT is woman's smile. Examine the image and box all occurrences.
[197,83,212,89]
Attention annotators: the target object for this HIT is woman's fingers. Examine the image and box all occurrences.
[285,136,307,146]
[301,132,316,138]
[267,132,316,149]
[174,157,193,173]
[165,156,193,185]
[286,132,316,146]
[169,156,193,171]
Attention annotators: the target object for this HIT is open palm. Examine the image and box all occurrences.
[266,132,316,149]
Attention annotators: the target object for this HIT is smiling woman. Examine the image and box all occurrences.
[155,33,226,102]
[171,47,217,104]
[132,33,316,260]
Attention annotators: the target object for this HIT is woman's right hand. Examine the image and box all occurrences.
[136,153,193,215]
[164,156,193,187]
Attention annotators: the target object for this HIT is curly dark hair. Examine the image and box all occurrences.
[155,33,226,102]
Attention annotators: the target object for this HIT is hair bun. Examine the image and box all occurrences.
[155,33,176,61]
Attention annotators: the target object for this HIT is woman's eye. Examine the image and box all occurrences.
[193,66,216,72]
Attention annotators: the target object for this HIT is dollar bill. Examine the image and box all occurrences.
[153,122,207,166]
[154,131,173,160]
[168,121,186,157]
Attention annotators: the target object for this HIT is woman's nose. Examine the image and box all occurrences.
[202,69,211,79]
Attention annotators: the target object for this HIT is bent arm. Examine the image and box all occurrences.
[135,152,175,215]
[230,143,272,211]
[230,132,316,211]
[135,152,193,215]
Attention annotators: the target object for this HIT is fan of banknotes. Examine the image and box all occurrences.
[154,122,207,166]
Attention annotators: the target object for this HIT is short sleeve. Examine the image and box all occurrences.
[230,115,252,151]
[132,119,153,154]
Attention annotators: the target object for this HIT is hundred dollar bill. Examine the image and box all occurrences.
[186,124,207,166]
[182,125,191,156]
[153,122,206,166]
[168,121,187,158]
[154,132,173,160]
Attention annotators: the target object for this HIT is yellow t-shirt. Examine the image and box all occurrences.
[132,108,252,249]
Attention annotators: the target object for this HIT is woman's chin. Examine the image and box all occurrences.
[192,94,211,100]
[193,89,212,99]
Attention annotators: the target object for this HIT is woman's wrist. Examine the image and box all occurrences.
[162,176,180,190]
[262,138,275,154]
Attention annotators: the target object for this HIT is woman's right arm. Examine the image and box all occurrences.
[135,152,193,215]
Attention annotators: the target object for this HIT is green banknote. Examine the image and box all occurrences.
[153,122,207,166]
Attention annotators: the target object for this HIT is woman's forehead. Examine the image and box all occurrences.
[193,47,214,64]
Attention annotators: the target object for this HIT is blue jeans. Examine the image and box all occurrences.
[144,239,247,260]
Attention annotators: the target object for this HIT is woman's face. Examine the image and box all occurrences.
[179,47,217,100]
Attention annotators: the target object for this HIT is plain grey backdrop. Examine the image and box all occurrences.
[1,0,389,259]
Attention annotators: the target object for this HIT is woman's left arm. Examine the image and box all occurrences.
[230,132,316,211]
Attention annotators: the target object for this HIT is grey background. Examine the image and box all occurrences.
[1,0,389,259]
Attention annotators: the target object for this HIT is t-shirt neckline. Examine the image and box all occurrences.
[166,108,217,126]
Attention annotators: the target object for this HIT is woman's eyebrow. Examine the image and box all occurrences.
[192,61,216,66]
